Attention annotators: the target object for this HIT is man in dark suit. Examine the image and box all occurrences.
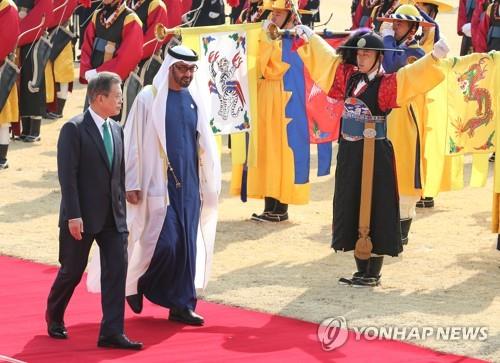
[45,72,142,350]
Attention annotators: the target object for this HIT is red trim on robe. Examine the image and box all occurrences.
[457,0,470,35]
[164,0,182,27]
[18,0,53,46]
[46,0,78,29]
[142,3,169,59]
[0,2,20,65]
[328,63,399,112]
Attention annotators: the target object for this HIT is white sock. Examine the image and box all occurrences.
[0,124,10,145]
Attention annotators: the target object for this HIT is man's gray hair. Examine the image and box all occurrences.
[87,72,122,102]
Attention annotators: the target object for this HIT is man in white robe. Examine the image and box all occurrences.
[87,45,221,326]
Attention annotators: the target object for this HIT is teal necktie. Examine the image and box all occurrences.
[102,120,113,167]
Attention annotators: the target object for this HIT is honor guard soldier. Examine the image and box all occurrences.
[117,0,167,123]
[413,0,454,207]
[378,4,433,243]
[79,0,143,118]
[0,0,20,168]
[16,0,53,142]
[295,25,449,286]
[44,0,79,119]
[458,0,477,54]
[128,0,167,85]
[476,0,500,52]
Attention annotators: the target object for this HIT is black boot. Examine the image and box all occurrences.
[47,98,66,119]
[251,197,278,221]
[352,256,383,287]
[0,144,8,169]
[400,218,412,245]
[56,97,66,117]
[18,117,30,140]
[264,197,278,214]
[257,200,289,222]
[43,110,58,120]
[273,200,288,215]
[355,256,369,277]
[338,256,369,286]
[416,197,434,208]
[25,118,41,142]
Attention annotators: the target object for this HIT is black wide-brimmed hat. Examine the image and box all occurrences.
[338,32,404,53]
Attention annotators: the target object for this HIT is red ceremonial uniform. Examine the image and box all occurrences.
[470,0,488,50]
[476,1,500,52]
[129,0,168,60]
[164,0,182,27]
[181,0,191,15]
[457,0,477,54]
[17,0,52,47]
[46,0,78,29]
[0,0,20,66]
[79,2,143,83]
[329,63,399,111]
[458,0,474,35]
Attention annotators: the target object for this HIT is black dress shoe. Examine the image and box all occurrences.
[47,321,68,339]
[169,308,204,326]
[126,294,143,314]
[97,334,143,350]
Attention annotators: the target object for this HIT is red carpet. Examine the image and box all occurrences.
[0,255,487,363]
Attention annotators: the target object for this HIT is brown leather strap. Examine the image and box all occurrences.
[354,121,376,260]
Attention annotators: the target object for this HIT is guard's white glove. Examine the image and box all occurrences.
[295,24,314,42]
[85,69,98,82]
[379,22,395,38]
[461,22,472,37]
[432,37,450,59]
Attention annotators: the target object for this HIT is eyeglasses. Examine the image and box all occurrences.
[173,64,198,73]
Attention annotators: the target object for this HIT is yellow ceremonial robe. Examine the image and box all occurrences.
[235,31,310,205]
[0,84,18,125]
[44,42,74,103]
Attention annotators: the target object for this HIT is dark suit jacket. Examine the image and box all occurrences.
[57,110,127,234]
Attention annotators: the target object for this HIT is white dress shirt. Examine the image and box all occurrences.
[353,68,384,96]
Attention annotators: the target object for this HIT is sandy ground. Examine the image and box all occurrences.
[1,1,499,362]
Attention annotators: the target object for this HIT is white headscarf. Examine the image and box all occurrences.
[152,45,199,92]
